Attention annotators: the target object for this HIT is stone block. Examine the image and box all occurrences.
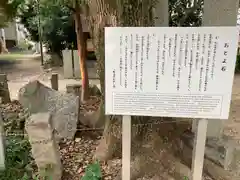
[192,119,224,138]
[18,80,79,140]
[25,112,62,180]
[66,84,81,96]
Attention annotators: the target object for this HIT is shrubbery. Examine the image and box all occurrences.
[0,136,34,180]
[236,55,240,73]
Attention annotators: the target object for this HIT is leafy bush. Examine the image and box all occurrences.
[81,161,102,180]
[18,0,77,56]
[235,55,240,73]
[0,136,34,180]
[17,40,31,50]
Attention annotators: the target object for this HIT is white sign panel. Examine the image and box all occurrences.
[105,27,238,119]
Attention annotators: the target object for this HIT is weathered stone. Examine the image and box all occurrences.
[66,83,101,97]
[183,133,240,173]
[192,119,224,138]
[50,73,58,91]
[42,54,52,69]
[43,53,63,68]
[66,84,81,96]
[25,112,62,179]
[80,101,104,128]
[178,138,237,180]
[18,80,79,139]
[89,84,101,96]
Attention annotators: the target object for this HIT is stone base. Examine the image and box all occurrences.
[66,84,81,97]
[183,132,240,172]
[192,119,224,138]
[25,112,62,179]
[66,83,101,97]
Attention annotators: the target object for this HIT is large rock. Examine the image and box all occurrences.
[18,80,79,140]
[80,101,104,128]
[25,112,62,179]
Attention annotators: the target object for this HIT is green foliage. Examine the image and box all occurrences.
[0,136,34,180]
[17,0,39,42]
[16,39,32,50]
[31,164,54,180]
[17,0,77,55]
[0,0,25,27]
[81,161,102,180]
[169,0,204,27]
[235,54,240,73]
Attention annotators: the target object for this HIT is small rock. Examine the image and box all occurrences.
[75,138,81,143]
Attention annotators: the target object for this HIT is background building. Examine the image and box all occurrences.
[0,20,27,49]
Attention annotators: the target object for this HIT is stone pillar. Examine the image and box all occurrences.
[50,73,58,91]
[153,0,169,27]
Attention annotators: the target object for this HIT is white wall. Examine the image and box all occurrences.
[3,21,27,45]
[4,22,17,41]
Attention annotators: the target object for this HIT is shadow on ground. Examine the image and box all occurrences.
[0,59,19,69]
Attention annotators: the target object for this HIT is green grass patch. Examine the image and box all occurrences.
[81,161,102,180]
[0,54,31,61]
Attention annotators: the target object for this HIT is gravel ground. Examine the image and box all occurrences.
[59,134,213,180]
[60,136,121,180]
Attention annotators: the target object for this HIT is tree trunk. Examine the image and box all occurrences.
[82,1,207,179]
[85,0,160,163]
[85,0,164,153]
[74,0,89,102]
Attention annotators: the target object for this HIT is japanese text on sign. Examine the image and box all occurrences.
[105,27,238,119]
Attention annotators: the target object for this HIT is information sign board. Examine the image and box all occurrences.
[105,27,238,119]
